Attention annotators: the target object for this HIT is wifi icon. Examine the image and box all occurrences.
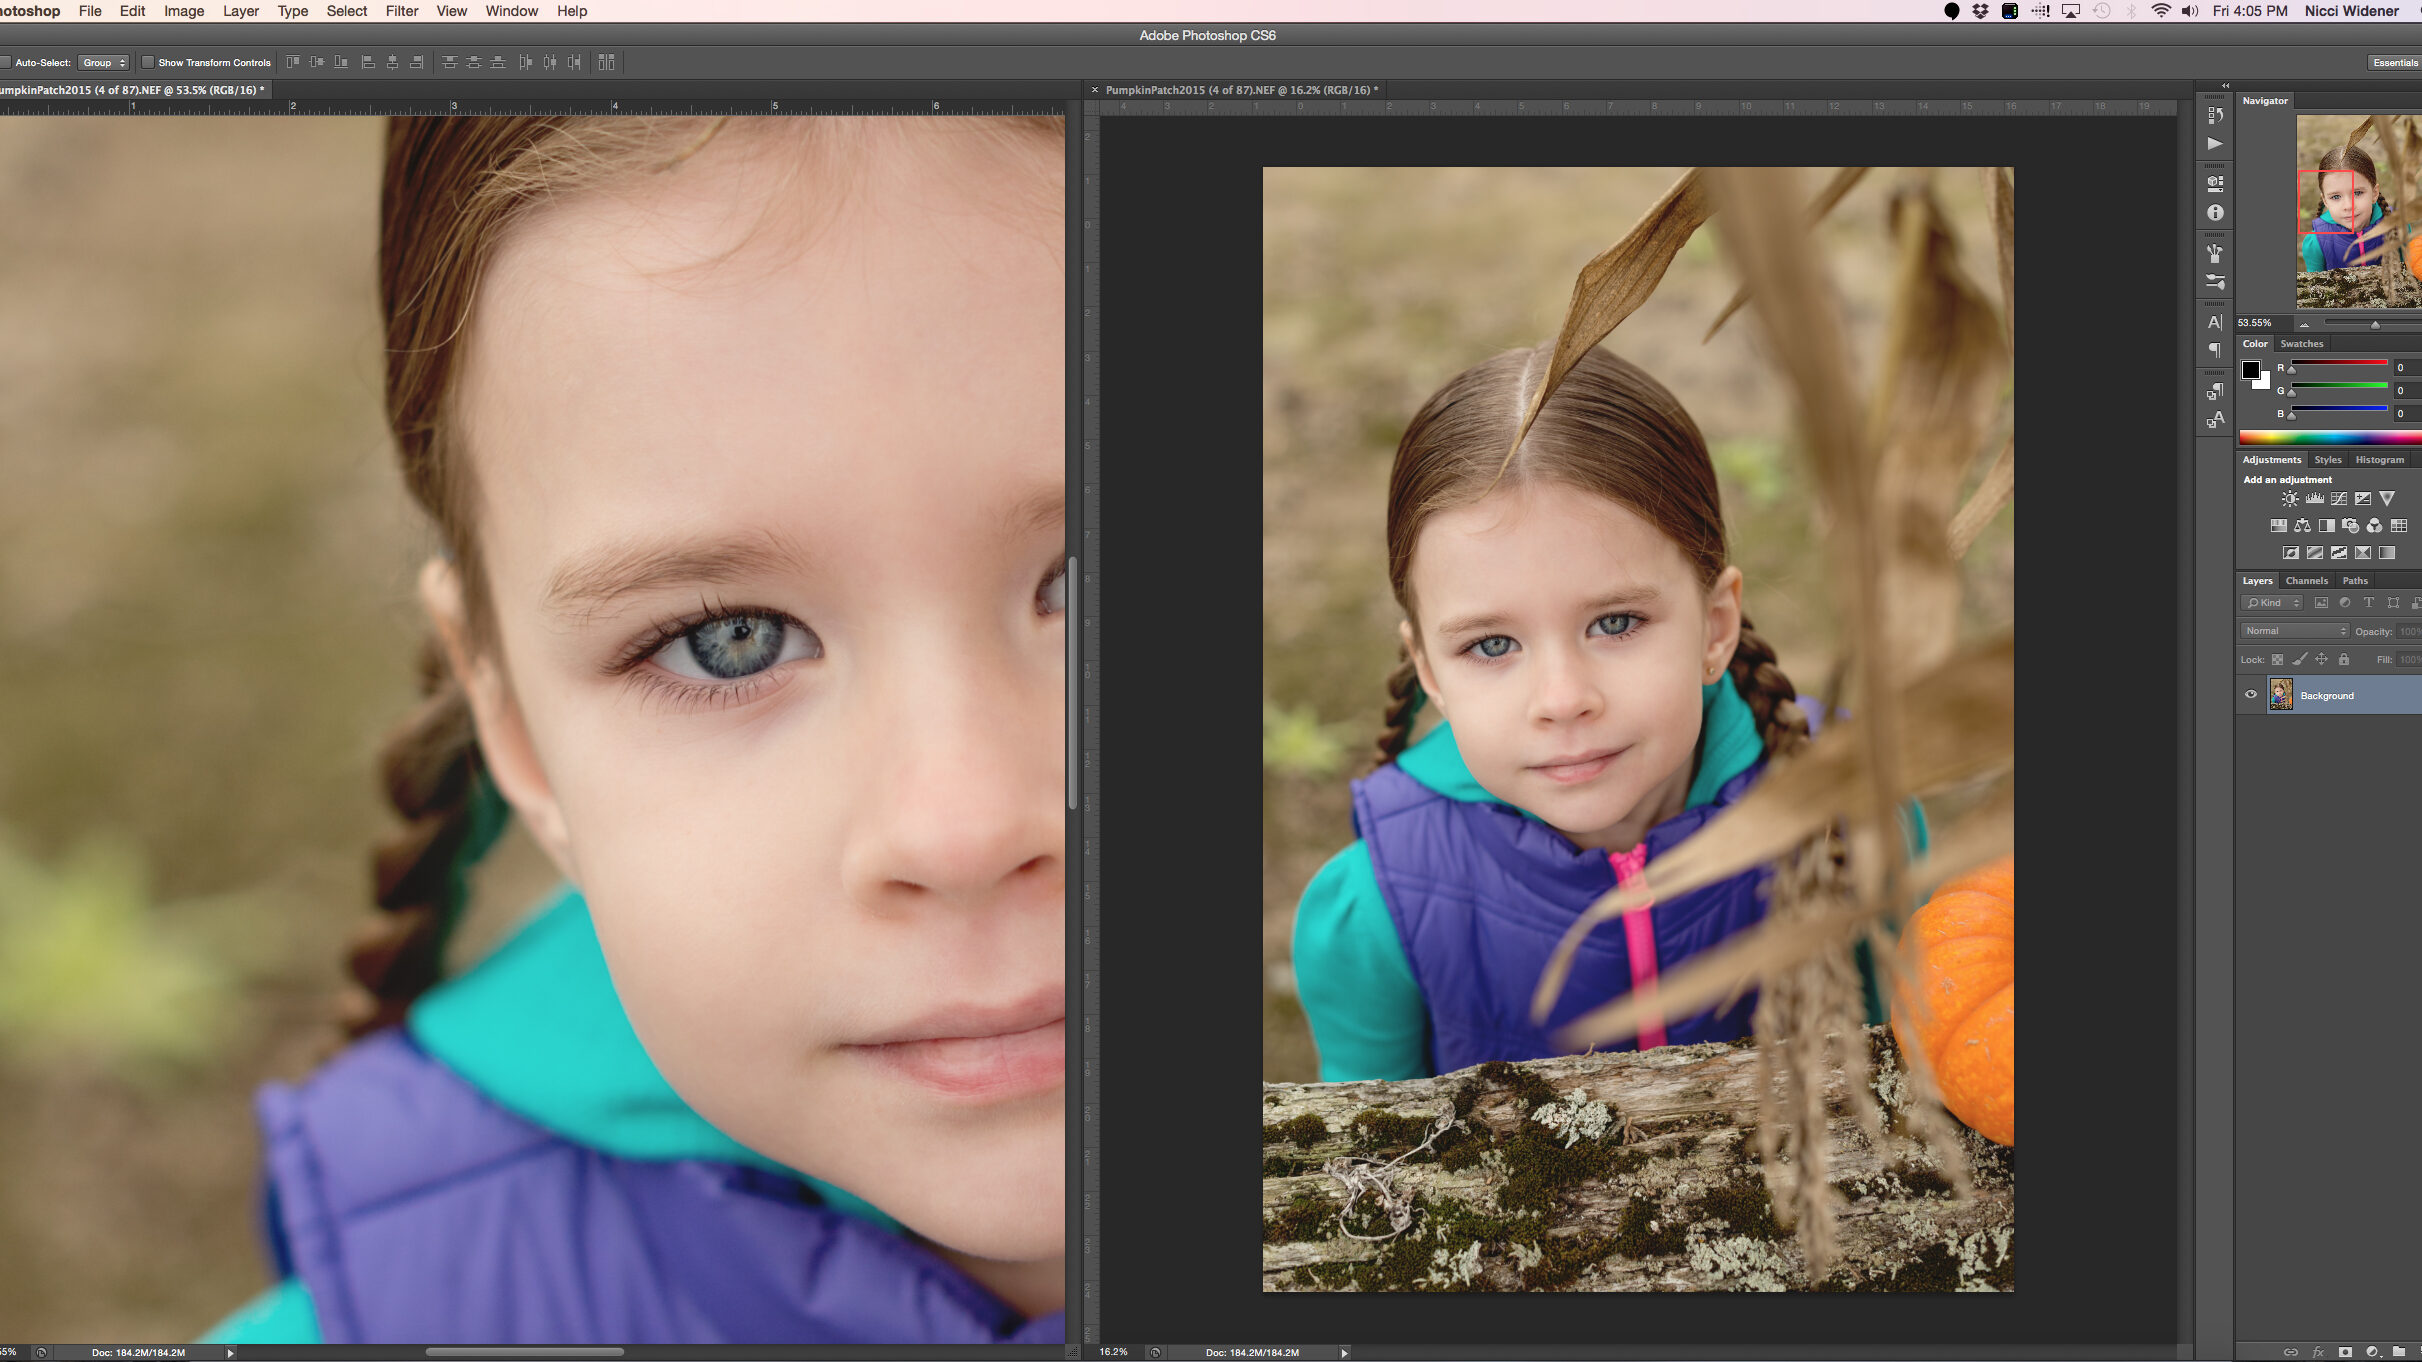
[2151,3,2172,13]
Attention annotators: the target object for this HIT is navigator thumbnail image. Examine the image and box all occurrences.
[2297,113,2422,308]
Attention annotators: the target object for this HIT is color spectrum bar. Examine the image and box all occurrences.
[2290,405,2389,412]
[2239,429,2422,444]
[2291,358,2391,366]
[2296,381,2389,388]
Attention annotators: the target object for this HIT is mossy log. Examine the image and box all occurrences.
[1260,1027,2013,1293]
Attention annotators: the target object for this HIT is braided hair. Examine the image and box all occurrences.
[345,116,741,1038]
[1372,344,1808,771]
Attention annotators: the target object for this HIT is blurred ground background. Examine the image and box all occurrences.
[1262,166,2016,1082]
[0,118,556,1338]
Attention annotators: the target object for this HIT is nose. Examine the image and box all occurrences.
[1526,644,1603,726]
[841,646,1063,916]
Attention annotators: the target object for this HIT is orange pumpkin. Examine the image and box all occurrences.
[1889,856,2014,1146]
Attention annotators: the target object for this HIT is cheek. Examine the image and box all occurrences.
[540,714,860,1063]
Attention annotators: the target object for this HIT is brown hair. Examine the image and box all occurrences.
[2317,142,2380,193]
[1371,344,1809,772]
[345,115,1062,1039]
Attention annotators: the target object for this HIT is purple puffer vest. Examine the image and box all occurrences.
[1351,751,1783,1075]
[253,1028,1064,1345]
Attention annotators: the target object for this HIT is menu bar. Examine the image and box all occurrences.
[0,0,2414,24]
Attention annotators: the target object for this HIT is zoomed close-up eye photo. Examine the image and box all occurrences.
[0,112,1068,1347]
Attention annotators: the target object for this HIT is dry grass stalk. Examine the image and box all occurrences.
[1516,165,2016,1276]
[1744,833,1854,1275]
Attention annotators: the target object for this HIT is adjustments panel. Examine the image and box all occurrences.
[2232,333,2422,712]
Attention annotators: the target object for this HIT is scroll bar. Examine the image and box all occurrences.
[425,1350,624,1357]
[431,1337,629,1347]
[1067,556,1079,811]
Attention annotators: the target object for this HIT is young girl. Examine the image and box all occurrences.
[2302,144,2391,271]
[200,115,1067,1344]
[1293,345,1917,1082]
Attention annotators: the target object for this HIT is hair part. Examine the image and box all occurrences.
[2317,142,2380,192]
[348,116,1063,1041]
[1370,344,1810,771]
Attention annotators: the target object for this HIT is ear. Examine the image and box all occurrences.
[1703,565,1745,684]
[1400,618,1446,722]
[418,556,580,885]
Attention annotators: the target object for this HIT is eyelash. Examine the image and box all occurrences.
[604,560,1067,712]
[1458,612,1644,661]
[605,598,810,710]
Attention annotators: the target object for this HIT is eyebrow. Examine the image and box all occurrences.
[1007,484,1065,539]
[542,527,819,623]
[1432,586,1665,641]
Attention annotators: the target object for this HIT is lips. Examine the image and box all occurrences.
[845,990,1066,1102]
[1530,747,1623,785]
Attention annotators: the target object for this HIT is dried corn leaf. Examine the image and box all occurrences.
[1949,435,2015,559]
[1707,165,1895,864]
[1530,632,2017,1022]
[2380,125,2407,301]
[1554,897,1856,1052]
[1706,167,1871,530]
[1985,167,2014,349]
[1702,166,1869,343]
[1506,168,1714,464]
[1870,184,2008,676]
[1897,776,2015,903]
[2347,115,2378,154]
[1560,779,2010,1056]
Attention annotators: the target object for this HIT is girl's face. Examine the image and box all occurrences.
[2322,169,2376,229]
[1405,481,1740,853]
[437,123,1065,1276]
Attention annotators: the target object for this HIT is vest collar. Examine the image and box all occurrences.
[404,884,898,1231]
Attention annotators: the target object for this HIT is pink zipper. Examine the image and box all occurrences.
[1607,843,1666,1050]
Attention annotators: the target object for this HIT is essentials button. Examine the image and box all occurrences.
[2372,54,2422,68]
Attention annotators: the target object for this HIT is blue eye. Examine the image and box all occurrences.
[1588,612,1642,638]
[1469,635,1515,659]
[656,612,820,681]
